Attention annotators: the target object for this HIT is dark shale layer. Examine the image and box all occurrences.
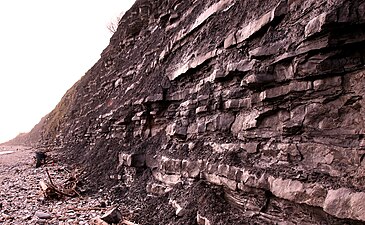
[29,0,365,224]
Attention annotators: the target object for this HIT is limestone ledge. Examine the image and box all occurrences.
[224,1,287,48]
[159,0,236,62]
[119,152,365,222]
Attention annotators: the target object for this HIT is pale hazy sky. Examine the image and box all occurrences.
[0,0,135,143]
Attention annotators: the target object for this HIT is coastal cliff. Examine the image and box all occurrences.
[28,0,365,223]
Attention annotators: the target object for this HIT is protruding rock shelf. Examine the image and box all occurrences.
[119,152,365,222]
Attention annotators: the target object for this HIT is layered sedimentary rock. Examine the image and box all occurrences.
[36,0,365,223]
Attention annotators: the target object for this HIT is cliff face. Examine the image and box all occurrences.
[37,0,365,223]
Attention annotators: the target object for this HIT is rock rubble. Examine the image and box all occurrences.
[0,147,130,225]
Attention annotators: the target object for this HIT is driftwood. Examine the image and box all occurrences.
[39,180,59,199]
[39,168,82,199]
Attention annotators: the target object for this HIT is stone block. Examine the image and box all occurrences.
[220,177,237,190]
[324,188,365,221]
[197,118,206,133]
[224,32,236,48]
[247,172,268,189]
[206,162,219,174]
[224,99,240,109]
[187,122,198,134]
[181,160,200,178]
[231,110,259,135]
[35,211,52,219]
[211,68,225,80]
[222,87,244,99]
[249,41,285,58]
[260,85,290,100]
[166,122,188,138]
[164,159,182,175]
[296,35,329,55]
[228,166,240,180]
[269,176,304,201]
[196,106,208,114]
[260,81,311,100]
[239,98,251,109]
[217,113,235,131]
[305,13,327,38]
[202,173,221,186]
[289,80,312,92]
[225,60,256,75]
[219,143,241,152]
[313,76,342,91]
[303,184,327,207]
[240,142,258,153]
[205,117,218,132]
[152,170,181,185]
[145,94,163,103]
[295,52,351,78]
[146,183,169,195]
[160,156,168,171]
[119,153,132,167]
[237,169,268,189]
[236,60,257,72]
[218,164,230,177]
[297,143,336,171]
[268,176,327,207]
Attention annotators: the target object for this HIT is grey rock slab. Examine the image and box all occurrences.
[35,211,52,219]
[324,188,365,221]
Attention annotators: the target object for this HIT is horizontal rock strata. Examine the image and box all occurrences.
[119,153,365,221]
[34,0,365,223]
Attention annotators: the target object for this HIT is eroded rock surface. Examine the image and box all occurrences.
[31,0,365,223]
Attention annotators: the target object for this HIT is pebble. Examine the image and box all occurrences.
[35,211,52,219]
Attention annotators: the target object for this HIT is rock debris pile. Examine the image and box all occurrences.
[0,147,133,225]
